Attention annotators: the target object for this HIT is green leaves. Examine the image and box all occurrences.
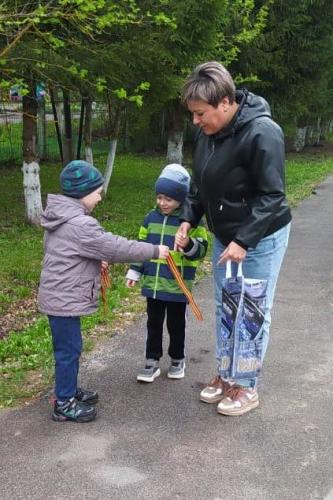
[112,81,150,107]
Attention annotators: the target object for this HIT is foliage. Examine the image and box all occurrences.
[231,0,333,127]
[0,0,174,100]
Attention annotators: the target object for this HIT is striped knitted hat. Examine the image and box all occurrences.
[60,160,104,199]
[155,163,190,202]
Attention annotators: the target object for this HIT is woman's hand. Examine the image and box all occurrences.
[174,232,190,250]
[218,241,247,265]
[174,222,192,251]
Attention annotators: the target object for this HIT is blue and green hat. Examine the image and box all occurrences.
[60,160,104,199]
[155,163,190,202]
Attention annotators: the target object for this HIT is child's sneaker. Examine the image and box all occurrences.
[52,397,97,423]
[167,359,185,379]
[75,387,99,405]
[137,359,161,383]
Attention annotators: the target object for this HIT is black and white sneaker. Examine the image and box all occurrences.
[52,398,97,423]
[75,387,99,405]
[137,359,161,383]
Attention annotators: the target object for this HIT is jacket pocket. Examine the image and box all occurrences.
[211,198,250,224]
[80,275,99,302]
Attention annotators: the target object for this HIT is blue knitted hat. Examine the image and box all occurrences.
[155,164,190,202]
[60,160,104,199]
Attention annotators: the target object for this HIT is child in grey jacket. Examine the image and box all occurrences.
[38,160,169,423]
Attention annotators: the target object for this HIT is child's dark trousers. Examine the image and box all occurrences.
[48,315,82,400]
[146,298,187,360]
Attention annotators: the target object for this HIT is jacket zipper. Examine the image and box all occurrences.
[153,215,167,298]
[200,139,216,232]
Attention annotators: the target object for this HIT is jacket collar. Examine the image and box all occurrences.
[155,206,182,217]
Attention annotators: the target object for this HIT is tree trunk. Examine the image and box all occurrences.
[321,119,333,140]
[124,109,130,152]
[37,96,46,159]
[103,139,118,195]
[166,100,185,164]
[160,109,166,145]
[84,98,94,164]
[22,80,43,225]
[306,118,322,147]
[49,86,63,163]
[76,98,85,160]
[103,101,122,195]
[54,88,64,135]
[294,126,307,152]
[314,117,322,146]
[62,88,74,165]
[167,129,184,164]
[22,161,43,225]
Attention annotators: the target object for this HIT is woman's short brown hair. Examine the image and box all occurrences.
[181,61,236,108]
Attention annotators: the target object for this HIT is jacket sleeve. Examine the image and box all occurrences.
[180,176,205,228]
[234,119,287,249]
[76,216,159,263]
[183,221,208,260]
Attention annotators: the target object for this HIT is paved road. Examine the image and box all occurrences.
[1,177,333,500]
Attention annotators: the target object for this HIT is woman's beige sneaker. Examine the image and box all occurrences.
[217,386,259,416]
[200,375,231,403]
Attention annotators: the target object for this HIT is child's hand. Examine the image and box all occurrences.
[158,245,169,259]
[174,232,190,250]
[174,222,191,251]
[126,279,137,288]
[101,260,109,271]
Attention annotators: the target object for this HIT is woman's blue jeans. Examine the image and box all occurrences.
[212,223,291,388]
[48,315,82,400]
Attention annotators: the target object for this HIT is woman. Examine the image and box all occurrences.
[176,61,292,416]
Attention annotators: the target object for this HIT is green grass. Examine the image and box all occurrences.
[285,154,333,206]
[0,151,333,408]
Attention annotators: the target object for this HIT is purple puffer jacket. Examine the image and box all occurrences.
[38,195,159,316]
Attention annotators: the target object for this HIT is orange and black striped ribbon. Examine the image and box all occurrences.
[166,254,203,321]
[101,267,111,314]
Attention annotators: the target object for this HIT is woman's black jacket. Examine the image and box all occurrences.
[181,90,292,249]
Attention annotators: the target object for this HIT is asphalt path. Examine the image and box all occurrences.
[1,177,333,500]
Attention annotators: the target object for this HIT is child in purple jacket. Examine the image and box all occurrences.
[38,160,169,423]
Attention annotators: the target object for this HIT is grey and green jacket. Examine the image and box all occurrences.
[126,207,208,303]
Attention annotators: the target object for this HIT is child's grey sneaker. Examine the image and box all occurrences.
[167,359,185,379]
[137,359,161,383]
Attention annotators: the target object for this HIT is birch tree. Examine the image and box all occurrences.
[22,77,43,224]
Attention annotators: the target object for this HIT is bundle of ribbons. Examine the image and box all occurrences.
[166,253,203,321]
[101,266,111,314]
[100,256,203,321]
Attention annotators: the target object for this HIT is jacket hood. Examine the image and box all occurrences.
[40,194,88,231]
[214,89,272,140]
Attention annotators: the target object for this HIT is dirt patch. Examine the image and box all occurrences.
[0,291,39,339]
